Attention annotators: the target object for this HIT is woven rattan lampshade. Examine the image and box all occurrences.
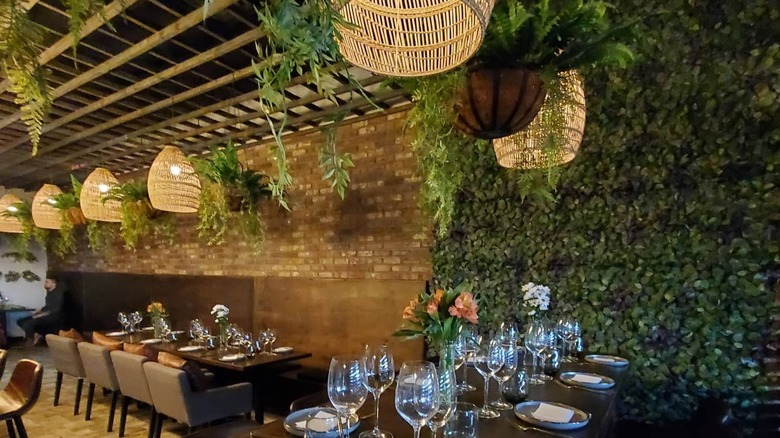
[336,0,496,77]
[493,71,586,169]
[0,194,24,233]
[32,184,63,230]
[147,146,201,213]
[81,167,121,222]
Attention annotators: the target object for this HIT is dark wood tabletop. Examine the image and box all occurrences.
[241,360,628,438]
[0,304,35,312]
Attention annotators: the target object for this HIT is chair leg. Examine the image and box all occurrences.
[107,391,119,432]
[53,371,63,406]
[119,395,130,437]
[5,419,16,438]
[154,414,165,438]
[147,409,157,438]
[74,378,84,416]
[12,417,26,438]
[85,383,95,421]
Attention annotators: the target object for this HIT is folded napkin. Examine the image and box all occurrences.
[532,403,575,423]
[294,410,337,431]
[571,374,602,384]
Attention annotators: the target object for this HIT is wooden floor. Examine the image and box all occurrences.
[0,344,276,438]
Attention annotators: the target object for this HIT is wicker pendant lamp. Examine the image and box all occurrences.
[31,184,63,230]
[147,146,201,213]
[493,71,586,169]
[0,194,24,233]
[336,0,496,77]
[81,167,121,222]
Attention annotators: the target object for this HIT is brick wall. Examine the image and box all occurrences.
[51,110,432,281]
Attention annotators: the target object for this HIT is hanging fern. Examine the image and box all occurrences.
[64,0,108,54]
[101,180,175,250]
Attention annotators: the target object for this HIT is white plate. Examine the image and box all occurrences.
[584,354,629,367]
[272,346,293,354]
[105,331,126,337]
[515,401,590,430]
[559,372,615,390]
[219,353,246,362]
[283,408,359,437]
[140,338,162,345]
[177,346,204,352]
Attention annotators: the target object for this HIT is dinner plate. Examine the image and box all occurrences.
[218,353,246,362]
[559,372,615,390]
[584,354,629,367]
[105,331,125,337]
[177,346,204,352]
[283,408,359,437]
[170,330,185,335]
[140,338,162,345]
[515,401,590,430]
[272,346,293,354]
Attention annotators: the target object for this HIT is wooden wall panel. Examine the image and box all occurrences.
[254,277,425,369]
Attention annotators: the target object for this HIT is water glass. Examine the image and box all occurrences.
[360,344,394,438]
[428,363,456,438]
[266,328,278,353]
[304,407,343,438]
[328,356,368,432]
[524,322,552,384]
[443,402,478,438]
[456,330,477,394]
[543,347,561,377]
[490,344,517,410]
[473,337,503,419]
[500,368,528,405]
[395,361,439,438]
[117,312,128,332]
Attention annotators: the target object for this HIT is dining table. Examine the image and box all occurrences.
[0,304,35,348]
[239,358,628,438]
[103,329,312,423]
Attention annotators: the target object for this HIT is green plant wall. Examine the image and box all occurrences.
[432,0,780,422]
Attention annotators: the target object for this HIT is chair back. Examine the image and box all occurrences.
[143,361,192,424]
[110,350,153,405]
[77,342,120,391]
[0,350,7,381]
[45,334,85,378]
[3,359,43,416]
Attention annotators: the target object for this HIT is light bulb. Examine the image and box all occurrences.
[46,198,57,205]
[169,164,182,176]
[7,206,18,212]
[98,183,110,193]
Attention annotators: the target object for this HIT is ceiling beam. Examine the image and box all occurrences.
[0,0,240,131]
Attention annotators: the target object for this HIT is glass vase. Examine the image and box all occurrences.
[218,323,229,352]
[152,316,165,339]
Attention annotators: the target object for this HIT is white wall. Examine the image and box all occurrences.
[0,187,48,337]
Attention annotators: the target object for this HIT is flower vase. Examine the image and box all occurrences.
[152,316,164,339]
[437,342,457,404]
[218,324,229,353]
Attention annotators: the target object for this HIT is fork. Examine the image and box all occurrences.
[511,422,572,438]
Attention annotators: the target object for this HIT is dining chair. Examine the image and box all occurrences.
[110,350,159,438]
[0,359,43,438]
[143,361,253,438]
[45,334,86,415]
[0,350,8,380]
[77,341,122,432]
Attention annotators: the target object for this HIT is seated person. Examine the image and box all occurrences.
[18,273,67,345]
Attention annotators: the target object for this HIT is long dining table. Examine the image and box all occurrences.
[240,359,628,438]
[105,330,312,422]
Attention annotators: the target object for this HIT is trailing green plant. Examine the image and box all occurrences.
[433,0,780,424]
[192,142,272,251]
[49,175,83,257]
[64,0,110,54]
[318,116,354,199]
[86,220,118,254]
[1,200,48,257]
[21,270,39,282]
[101,180,174,250]
[0,250,36,263]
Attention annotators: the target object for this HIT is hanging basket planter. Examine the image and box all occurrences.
[147,146,201,214]
[81,168,122,223]
[336,0,496,77]
[0,194,24,233]
[65,207,87,225]
[493,70,586,169]
[453,65,547,139]
[31,184,63,230]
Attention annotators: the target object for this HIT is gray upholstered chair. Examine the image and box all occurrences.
[77,342,121,432]
[45,334,86,415]
[143,361,252,438]
[110,350,157,438]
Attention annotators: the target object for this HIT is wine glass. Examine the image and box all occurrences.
[395,361,439,438]
[524,321,551,384]
[328,356,368,433]
[443,402,479,438]
[257,330,270,354]
[538,328,557,381]
[456,329,477,393]
[500,369,528,405]
[360,344,395,438]
[117,312,128,332]
[473,337,503,419]
[490,343,517,410]
[304,407,343,438]
[567,319,581,361]
[189,319,203,340]
[266,328,278,353]
[428,362,456,438]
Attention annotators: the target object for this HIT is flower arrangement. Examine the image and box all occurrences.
[211,304,231,347]
[394,281,479,356]
[146,301,167,320]
[522,282,551,316]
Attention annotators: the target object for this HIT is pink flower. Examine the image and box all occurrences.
[403,298,419,320]
[426,289,445,316]
[448,292,479,324]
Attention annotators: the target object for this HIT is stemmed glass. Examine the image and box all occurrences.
[490,343,517,410]
[328,356,368,433]
[189,319,204,341]
[266,328,278,353]
[304,407,343,438]
[117,312,128,332]
[128,311,142,333]
[428,361,456,438]
[456,328,478,394]
[567,319,581,361]
[360,344,395,438]
[395,361,439,438]
[257,330,270,354]
[473,337,503,419]
[525,322,552,384]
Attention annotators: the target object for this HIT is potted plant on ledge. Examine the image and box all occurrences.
[101,180,175,250]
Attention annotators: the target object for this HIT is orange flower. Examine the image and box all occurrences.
[403,298,419,320]
[448,292,479,324]
[426,289,445,315]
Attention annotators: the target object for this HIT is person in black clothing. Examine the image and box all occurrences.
[18,273,67,345]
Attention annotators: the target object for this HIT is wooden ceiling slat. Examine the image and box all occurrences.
[0,0,240,131]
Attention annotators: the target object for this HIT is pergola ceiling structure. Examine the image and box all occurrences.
[0,0,412,189]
